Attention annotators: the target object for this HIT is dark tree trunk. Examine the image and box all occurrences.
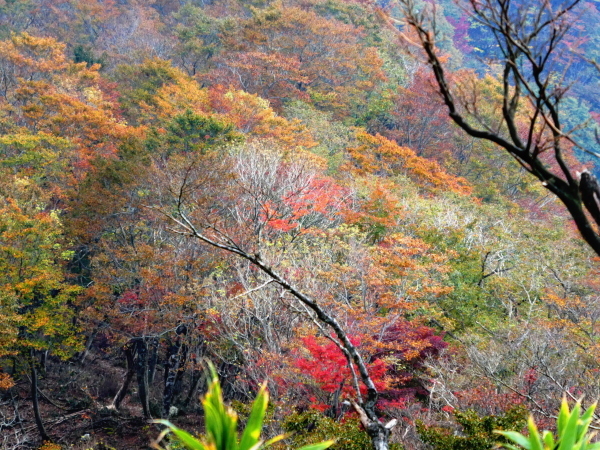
[172,343,188,400]
[366,422,391,450]
[181,348,204,410]
[135,338,151,418]
[30,351,50,442]
[109,344,135,411]
[352,400,393,450]
[148,337,159,384]
[40,350,48,375]
[78,329,97,364]
[162,339,187,417]
[182,367,204,410]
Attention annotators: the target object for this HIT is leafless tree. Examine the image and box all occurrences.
[157,142,397,450]
[396,0,600,256]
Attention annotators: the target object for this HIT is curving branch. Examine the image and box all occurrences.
[396,0,600,256]
[160,202,396,450]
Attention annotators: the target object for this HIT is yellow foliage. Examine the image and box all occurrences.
[344,131,472,196]
[0,373,15,390]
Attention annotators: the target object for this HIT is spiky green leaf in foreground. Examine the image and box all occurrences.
[152,362,334,450]
[496,399,600,450]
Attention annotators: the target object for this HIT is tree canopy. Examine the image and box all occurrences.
[0,1,598,449]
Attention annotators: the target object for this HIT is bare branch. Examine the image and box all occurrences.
[396,0,600,256]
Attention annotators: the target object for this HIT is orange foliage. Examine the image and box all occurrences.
[121,61,317,151]
[0,372,15,390]
[0,33,135,186]
[206,86,316,150]
[344,132,472,195]
[209,4,386,116]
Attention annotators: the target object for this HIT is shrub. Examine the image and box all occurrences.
[283,410,402,450]
[416,406,528,450]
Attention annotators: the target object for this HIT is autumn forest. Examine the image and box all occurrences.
[1,0,600,449]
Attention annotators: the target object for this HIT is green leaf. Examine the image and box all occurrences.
[262,434,289,448]
[502,445,524,450]
[558,402,581,450]
[557,398,570,436]
[170,428,210,450]
[153,363,334,450]
[296,440,336,450]
[203,401,225,449]
[496,430,533,450]
[202,365,239,450]
[542,430,555,450]
[246,440,265,450]
[204,397,237,450]
[527,417,543,450]
[579,403,597,441]
[580,403,596,424]
[239,383,269,450]
[152,420,207,450]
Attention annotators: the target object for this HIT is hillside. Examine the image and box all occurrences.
[0,1,599,449]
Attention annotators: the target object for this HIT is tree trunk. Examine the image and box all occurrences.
[40,350,48,375]
[148,337,159,384]
[78,329,97,364]
[172,343,188,401]
[135,338,151,418]
[352,400,394,450]
[109,344,135,411]
[162,339,187,417]
[366,422,391,450]
[30,351,50,442]
[182,367,204,410]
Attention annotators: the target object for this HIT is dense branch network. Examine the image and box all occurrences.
[396,0,600,256]
[161,186,396,449]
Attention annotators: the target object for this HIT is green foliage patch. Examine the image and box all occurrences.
[417,406,527,450]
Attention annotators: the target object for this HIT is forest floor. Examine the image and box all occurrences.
[1,352,205,449]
